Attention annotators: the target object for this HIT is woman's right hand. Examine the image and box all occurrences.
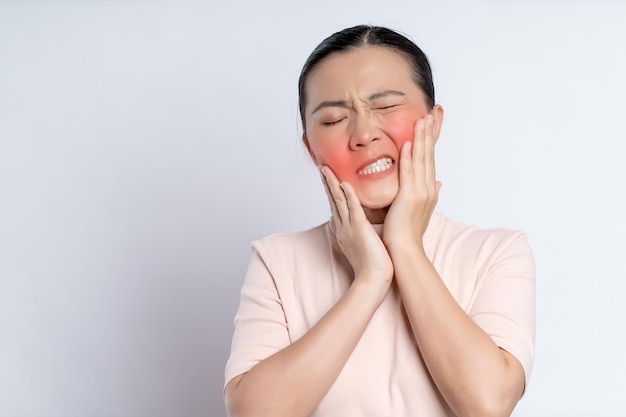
[320,166,394,293]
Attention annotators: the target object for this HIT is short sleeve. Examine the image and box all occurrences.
[224,240,291,389]
[469,231,536,386]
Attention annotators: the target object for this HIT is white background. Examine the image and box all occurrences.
[1,1,625,416]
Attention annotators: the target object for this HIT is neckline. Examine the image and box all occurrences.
[327,212,445,246]
[370,212,444,245]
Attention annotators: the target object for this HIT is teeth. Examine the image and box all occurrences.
[358,157,393,175]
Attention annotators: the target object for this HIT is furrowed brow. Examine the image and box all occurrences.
[311,100,350,115]
[368,90,406,101]
[310,91,405,115]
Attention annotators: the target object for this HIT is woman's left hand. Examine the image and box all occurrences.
[383,114,441,252]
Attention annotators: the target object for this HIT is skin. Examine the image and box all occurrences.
[225,46,525,417]
[303,47,441,223]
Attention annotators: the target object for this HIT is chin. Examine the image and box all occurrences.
[358,188,397,210]
[357,174,399,205]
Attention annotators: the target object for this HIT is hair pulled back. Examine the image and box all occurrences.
[298,25,435,131]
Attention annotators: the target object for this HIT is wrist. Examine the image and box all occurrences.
[385,238,426,258]
[387,242,433,277]
[349,275,390,307]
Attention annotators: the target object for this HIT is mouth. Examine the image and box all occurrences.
[357,157,394,175]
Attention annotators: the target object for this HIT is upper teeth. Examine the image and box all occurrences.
[358,158,393,175]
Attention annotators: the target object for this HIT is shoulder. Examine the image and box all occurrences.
[431,213,534,279]
[250,222,332,269]
[254,222,329,250]
[434,213,530,253]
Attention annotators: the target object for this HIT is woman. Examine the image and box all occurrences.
[224,25,535,417]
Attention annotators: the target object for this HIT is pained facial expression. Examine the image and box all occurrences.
[303,46,441,212]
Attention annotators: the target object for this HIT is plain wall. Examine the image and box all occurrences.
[1,1,625,416]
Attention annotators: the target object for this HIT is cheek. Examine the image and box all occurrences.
[327,154,353,181]
[312,142,353,181]
[385,116,418,150]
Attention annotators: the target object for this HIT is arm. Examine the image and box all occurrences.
[226,168,393,417]
[225,278,387,417]
[389,245,525,417]
[383,115,527,417]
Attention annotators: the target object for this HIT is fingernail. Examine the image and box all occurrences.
[404,141,412,153]
[427,115,434,125]
[417,119,425,130]
[320,166,327,178]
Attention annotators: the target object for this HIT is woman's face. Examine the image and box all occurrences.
[303,46,443,214]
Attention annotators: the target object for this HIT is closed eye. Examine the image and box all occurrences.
[322,118,345,126]
[376,104,398,110]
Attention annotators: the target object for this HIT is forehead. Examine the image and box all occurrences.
[305,46,417,102]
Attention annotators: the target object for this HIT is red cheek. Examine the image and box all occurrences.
[326,153,353,182]
[388,120,418,150]
[312,141,355,181]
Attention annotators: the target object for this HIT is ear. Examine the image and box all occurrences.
[302,133,320,165]
[431,104,444,143]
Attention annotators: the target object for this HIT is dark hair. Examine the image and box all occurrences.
[298,25,435,131]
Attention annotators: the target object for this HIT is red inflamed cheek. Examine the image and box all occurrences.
[313,140,353,181]
[382,110,421,150]
[388,121,417,150]
[326,153,353,181]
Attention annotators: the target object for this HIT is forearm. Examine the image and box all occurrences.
[225,279,387,417]
[390,245,524,417]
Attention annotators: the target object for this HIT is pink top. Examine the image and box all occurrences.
[225,213,535,416]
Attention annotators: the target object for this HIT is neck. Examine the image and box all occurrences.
[363,206,389,224]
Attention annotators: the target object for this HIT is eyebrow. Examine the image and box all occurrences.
[310,90,406,115]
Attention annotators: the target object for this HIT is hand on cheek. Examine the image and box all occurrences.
[319,165,394,286]
[383,114,441,249]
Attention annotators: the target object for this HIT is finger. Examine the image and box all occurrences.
[398,141,413,193]
[424,115,436,190]
[321,166,349,222]
[340,181,366,224]
[320,167,340,222]
[412,118,426,184]
[433,180,442,205]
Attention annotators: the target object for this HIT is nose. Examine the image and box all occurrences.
[349,114,380,150]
